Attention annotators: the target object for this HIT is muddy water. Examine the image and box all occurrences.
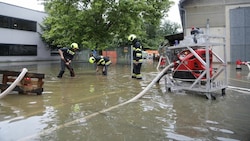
[0,60,250,141]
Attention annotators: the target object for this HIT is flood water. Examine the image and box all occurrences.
[0,60,250,141]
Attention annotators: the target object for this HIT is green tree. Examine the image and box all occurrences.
[41,0,174,51]
[159,19,181,36]
[142,20,181,50]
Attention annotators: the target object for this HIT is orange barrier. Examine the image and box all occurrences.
[102,51,117,64]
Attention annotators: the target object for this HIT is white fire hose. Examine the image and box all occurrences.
[19,64,174,141]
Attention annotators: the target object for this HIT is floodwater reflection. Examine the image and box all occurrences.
[0,60,250,141]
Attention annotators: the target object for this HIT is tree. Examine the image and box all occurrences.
[41,0,174,51]
[159,20,181,36]
[141,20,181,50]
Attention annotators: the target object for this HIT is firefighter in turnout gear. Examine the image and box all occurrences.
[89,55,111,75]
[128,34,143,79]
[57,43,79,78]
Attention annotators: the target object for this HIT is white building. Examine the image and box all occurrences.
[179,0,250,63]
[0,2,58,62]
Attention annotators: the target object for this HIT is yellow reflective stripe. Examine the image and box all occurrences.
[135,48,142,51]
[136,74,142,78]
[136,53,142,57]
[67,49,75,55]
[133,59,143,63]
[133,47,142,51]
[97,59,104,65]
[105,61,111,65]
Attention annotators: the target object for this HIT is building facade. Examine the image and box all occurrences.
[179,0,250,62]
[0,2,58,62]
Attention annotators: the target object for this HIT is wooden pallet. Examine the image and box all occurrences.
[0,70,45,95]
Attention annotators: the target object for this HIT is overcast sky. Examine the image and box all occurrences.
[0,0,181,25]
[165,0,181,24]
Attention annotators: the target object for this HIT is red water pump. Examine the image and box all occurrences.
[173,49,213,79]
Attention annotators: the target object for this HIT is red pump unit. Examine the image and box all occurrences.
[173,49,213,79]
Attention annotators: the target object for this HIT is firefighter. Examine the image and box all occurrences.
[128,34,143,79]
[89,55,111,75]
[57,43,79,78]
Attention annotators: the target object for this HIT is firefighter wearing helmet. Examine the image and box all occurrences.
[89,55,111,75]
[57,43,79,78]
[128,34,143,79]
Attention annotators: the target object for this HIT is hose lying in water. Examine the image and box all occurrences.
[19,63,174,141]
[228,85,250,93]
[0,68,28,99]
[244,62,250,71]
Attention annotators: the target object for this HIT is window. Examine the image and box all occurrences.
[0,15,37,32]
[0,44,37,56]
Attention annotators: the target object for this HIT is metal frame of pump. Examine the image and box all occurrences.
[162,34,227,99]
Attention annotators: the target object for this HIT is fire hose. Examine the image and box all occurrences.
[19,63,174,140]
[17,62,250,141]
[228,85,250,92]
[245,62,250,71]
[0,68,28,99]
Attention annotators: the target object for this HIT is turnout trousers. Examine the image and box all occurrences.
[132,63,142,79]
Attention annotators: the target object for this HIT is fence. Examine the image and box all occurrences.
[75,47,132,65]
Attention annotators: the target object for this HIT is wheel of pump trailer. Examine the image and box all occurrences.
[167,87,171,92]
[222,88,226,96]
[211,93,216,100]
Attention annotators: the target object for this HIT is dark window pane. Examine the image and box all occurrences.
[0,15,10,28]
[0,44,37,56]
[0,44,10,55]
[0,15,37,32]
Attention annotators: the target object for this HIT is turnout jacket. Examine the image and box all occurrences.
[132,39,143,63]
[95,56,111,66]
[59,47,76,61]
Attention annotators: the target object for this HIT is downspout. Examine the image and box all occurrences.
[179,7,186,36]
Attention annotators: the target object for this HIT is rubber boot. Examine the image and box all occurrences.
[136,74,142,79]
[132,73,136,78]
[102,71,107,75]
[57,71,64,78]
[102,66,107,75]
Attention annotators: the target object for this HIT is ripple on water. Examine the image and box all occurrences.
[206,120,219,124]
[166,132,194,141]
[215,137,240,141]
[192,126,209,132]
[209,126,234,134]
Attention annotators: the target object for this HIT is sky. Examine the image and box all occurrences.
[0,0,44,11]
[0,0,181,25]
[165,0,181,25]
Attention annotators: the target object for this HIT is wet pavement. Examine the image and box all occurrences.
[0,60,250,141]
